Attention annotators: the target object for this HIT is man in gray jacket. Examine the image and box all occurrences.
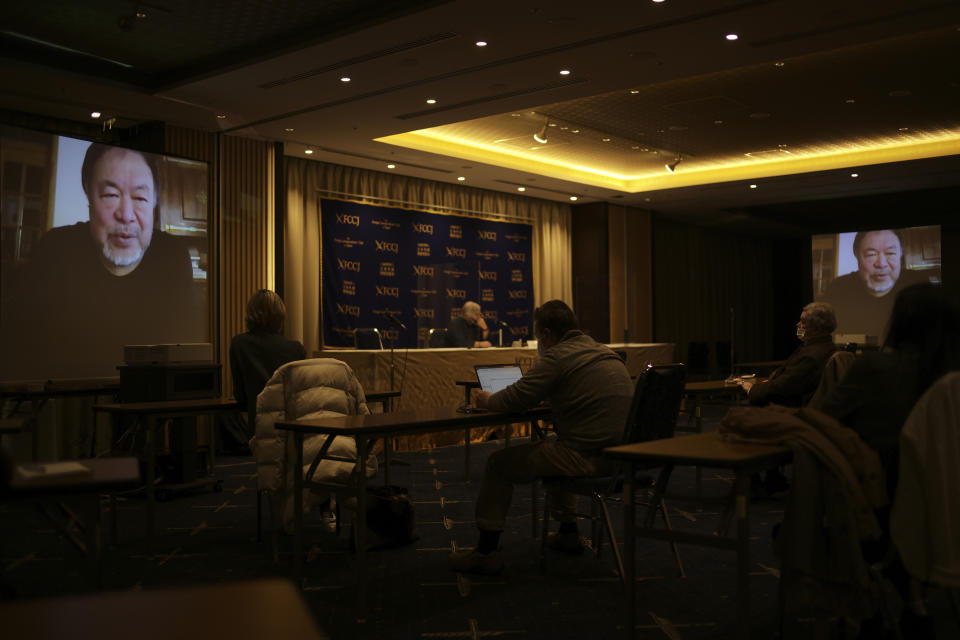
[449,300,634,575]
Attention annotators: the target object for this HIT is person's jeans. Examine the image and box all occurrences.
[475,439,609,531]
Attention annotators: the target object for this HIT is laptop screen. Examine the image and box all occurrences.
[474,364,523,394]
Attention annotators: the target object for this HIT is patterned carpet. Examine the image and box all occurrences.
[1,407,956,639]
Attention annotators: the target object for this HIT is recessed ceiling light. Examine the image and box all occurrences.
[644,197,652,202]
[304,149,314,155]
[725,33,739,41]
[652,0,666,3]
[510,113,521,117]
[559,69,571,75]
[571,129,580,133]
[631,146,640,150]
[216,114,227,119]
[457,176,466,181]
[426,98,437,104]
[517,187,526,192]
[850,173,859,178]
[386,164,396,169]
[340,77,351,83]
[845,99,856,104]
[569,196,578,201]
[136,10,147,18]
[774,61,785,67]
[601,138,611,142]
[90,111,101,119]
[548,123,557,127]
[714,120,723,124]
[749,184,757,189]
[284,127,294,132]
[630,89,639,94]
[475,41,487,47]
[899,127,910,131]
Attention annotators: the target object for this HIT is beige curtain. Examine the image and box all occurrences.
[283,158,572,351]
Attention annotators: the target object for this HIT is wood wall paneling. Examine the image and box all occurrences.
[571,203,609,342]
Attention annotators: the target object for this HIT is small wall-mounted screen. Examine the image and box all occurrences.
[0,125,209,381]
[811,225,941,344]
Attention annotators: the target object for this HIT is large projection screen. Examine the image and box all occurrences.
[0,125,210,381]
[812,225,941,344]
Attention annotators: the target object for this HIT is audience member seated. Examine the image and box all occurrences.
[448,300,634,575]
[820,283,960,503]
[229,290,306,442]
[820,283,960,637]
[445,301,492,348]
[251,358,378,532]
[741,302,838,407]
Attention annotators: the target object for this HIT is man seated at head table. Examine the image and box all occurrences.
[445,301,492,348]
[740,301,838,407]
[448,300,634,575]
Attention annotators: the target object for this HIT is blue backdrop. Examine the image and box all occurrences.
[321,199,535,348]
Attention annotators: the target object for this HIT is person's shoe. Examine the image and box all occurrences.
[448,548,504,575]
[547,531,585,555]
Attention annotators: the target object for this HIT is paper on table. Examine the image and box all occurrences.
[15,461,92,480]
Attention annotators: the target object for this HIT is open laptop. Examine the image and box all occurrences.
[474,364,523,394]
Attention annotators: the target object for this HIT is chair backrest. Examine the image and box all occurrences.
[354,328,383,350]
[622,363,687,445]
[427,328,448,348]
[806,350,856,409]
[686,341,709,377]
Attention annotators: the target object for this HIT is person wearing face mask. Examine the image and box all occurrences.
[448,300,633,575]
[740,301,838,407]
[823,229,931,342]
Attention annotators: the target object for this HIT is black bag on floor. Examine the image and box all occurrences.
[351,485,419,551]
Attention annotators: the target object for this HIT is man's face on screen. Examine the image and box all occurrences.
[856,230,901,297]
[88,148,156,276]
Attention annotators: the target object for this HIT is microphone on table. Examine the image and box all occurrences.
[497,321,509,328]
[386,312,407,331]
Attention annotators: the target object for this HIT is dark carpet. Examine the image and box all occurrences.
[2,406,957,639]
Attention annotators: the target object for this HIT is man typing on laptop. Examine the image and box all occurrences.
[449,300,634,575]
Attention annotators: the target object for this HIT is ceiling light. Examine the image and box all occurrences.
[559,69,571,75]
[284,127,294,132]
[630,90,639,94]
[601,138,611,142]
[725,34,739,41]
[845,99,856,104]
[850,173,859,178]
[517,187,526,192]
[533,119,549,144]
[136,10,147,19]
[216,114,226,119]
[304,149,313,155]
[386,164,396,169]
[749,184,757,189]
[652,0,666,3]
[569,196,578,201]
[899,127,910,132]
[426,98,437,104]
[714,120,724,124]
[340,77,351,82]
[664,155,682,173]
[90,111,101,119]
[457,176,466,181]
[774,61,785,67]
[475,41,487,47]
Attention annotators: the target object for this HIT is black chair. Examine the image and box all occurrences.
[715,340,732,378]
[354,328,383,350]
[686,341,710,380]
[427,328,447,348]
[539,363,688,583]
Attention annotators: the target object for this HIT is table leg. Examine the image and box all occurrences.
[695,397,703,499]
[464,428,471,483]
[146,416,157,541]
[624,465,636,639]
[735,470,752,639]
[293,431,304,587]
[356,435,369,619]
[384,436,393,485]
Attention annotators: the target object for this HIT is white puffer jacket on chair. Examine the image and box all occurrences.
[250,358,378,525]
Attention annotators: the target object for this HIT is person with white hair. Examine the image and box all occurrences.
[445,300,492,348]
[741,301,838,407]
